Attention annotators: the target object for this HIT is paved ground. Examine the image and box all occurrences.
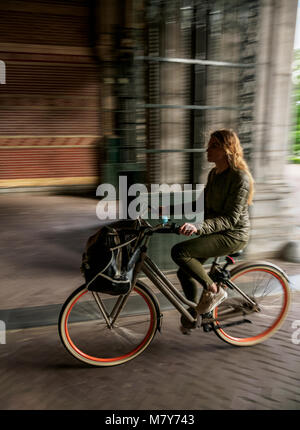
[0,188,300,411]
[0,192,100,310]
[1,294,300,410]
[285,164,300,220]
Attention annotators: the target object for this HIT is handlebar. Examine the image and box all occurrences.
[114,217,199,237]
[116,221,181,235]
[151,222,181,234]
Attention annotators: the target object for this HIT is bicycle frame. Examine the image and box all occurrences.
[141,254,258,324]
[142,255,198,323]
[89,225,258,328]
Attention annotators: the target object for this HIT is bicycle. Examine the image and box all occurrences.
[58,218,291,367]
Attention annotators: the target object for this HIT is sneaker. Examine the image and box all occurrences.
[196,286,228,315]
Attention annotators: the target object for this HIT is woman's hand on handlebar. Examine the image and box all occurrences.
[178,223,198,236]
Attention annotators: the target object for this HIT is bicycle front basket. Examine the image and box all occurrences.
[81,221,139,295]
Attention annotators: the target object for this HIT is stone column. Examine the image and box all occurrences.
[254,0,298,181]
[249,0,299,256]
[160,3,190,185]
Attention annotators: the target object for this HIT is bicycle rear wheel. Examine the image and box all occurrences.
[212,262,290,346]
[58,281,160,366]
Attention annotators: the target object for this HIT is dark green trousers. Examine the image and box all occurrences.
[171,233,247,303]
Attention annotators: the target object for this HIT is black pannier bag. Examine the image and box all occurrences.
[81,220,141,296]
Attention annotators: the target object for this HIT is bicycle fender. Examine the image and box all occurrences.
[135,280,163,332]
[230,260,290,284]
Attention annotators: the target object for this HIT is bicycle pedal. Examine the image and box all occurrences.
[202,323,213,333]
[201,311,214,332]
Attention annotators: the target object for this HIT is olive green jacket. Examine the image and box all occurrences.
[196,167,251,242]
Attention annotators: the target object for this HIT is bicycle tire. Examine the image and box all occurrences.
[58,281,160,367]
[212,261,290,346]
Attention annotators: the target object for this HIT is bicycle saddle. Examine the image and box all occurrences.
[228,250,243,258]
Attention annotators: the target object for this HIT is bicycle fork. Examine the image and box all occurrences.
[91,292,125,329]
[90,244,151,329]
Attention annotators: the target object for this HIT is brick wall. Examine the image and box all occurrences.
[0,0,102,188]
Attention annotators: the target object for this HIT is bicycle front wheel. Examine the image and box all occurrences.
[58,281,160,367]
[212,262,290,346]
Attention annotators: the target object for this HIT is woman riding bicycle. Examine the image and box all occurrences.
[60,127,291,366]
[171,129,254,334]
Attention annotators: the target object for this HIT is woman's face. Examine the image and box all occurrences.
[206,137,227,163]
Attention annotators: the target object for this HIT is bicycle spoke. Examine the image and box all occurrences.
[59,283,158,366]
[255,312,279,319]
[213,264,290,345]
[112,316,151,329]
[112,326,144,345]
[259,302,284,308]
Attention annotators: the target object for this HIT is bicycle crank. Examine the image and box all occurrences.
[214,318,252,330]
[202,317,252,332]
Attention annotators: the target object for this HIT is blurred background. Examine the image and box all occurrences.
[0,0,300,309]
[1,1,300,412]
